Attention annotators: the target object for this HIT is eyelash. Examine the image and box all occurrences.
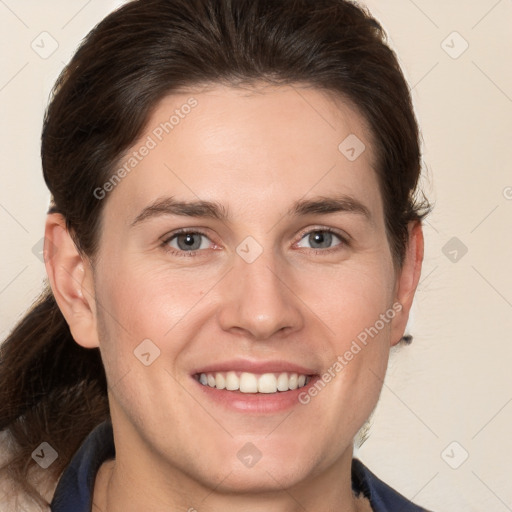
[161,228,212,258]
[160,227,349,258]
[295,227,349,255]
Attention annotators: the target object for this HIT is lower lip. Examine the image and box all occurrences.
[192,376,320,414]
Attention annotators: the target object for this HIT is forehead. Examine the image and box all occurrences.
[103,83,383,226]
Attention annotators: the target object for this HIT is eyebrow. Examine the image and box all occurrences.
[130,194,371,227]
[291,195,371,219]
[131,197,228,226]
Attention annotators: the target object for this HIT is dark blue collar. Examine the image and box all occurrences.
[51,421,430,511]
[50,421,115,511]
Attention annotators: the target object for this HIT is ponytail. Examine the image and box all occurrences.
[0,284,109,505]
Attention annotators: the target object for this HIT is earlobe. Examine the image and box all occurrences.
[44,213,100,349]
[390,221,424,346]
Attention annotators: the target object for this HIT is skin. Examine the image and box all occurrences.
[45,83,423,512]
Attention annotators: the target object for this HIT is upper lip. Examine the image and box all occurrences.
[192,359,318,376]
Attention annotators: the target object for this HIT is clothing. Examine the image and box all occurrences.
[50,421,431,511]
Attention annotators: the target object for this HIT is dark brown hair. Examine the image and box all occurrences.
[0,0,429,506]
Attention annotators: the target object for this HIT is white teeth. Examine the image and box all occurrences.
[197,371,310,393]
[258,373,277,393]
[239,372,258,393]
[215,373,226,390]
[277,372,289,391]
[225,371,239,391]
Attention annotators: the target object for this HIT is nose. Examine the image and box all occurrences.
[216,251,304,341]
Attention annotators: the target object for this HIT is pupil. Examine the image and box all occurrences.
[310,231,331,248]
[178,233,200,250]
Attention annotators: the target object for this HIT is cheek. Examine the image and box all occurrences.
[97,260,210,339]
[93,258,221,396]
[93,264,197,417]
[300,258,396,412]
[304,260,396,342]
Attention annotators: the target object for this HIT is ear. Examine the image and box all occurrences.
[44,213,100,349]
[390,221,424,346]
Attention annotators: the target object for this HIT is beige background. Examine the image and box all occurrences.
[1,1,511,510]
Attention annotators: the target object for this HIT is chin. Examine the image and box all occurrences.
[211,461,311,494]
[190,439,324,494]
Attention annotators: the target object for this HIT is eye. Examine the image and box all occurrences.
[163,230,213,253]
[296,229,345,250]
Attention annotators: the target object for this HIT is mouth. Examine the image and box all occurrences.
[190,360,320,413]
[193,371,312,394]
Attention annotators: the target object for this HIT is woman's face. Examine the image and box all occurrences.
[83,84,418,496]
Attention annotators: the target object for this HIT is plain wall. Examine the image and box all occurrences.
[0,1,511,510]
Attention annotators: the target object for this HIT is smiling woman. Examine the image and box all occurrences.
[0,1,431,511]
